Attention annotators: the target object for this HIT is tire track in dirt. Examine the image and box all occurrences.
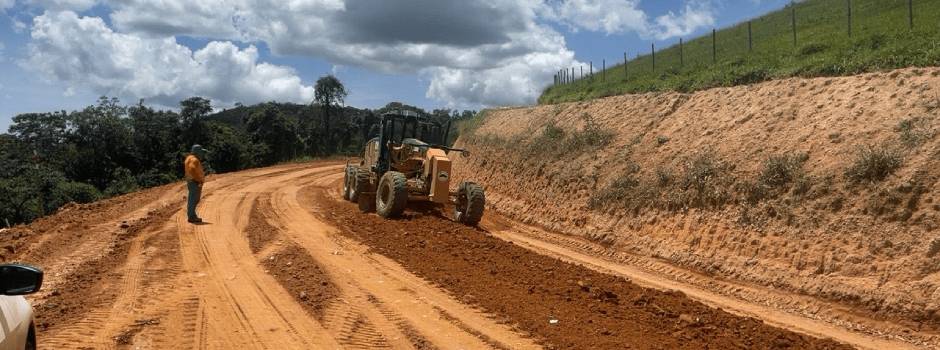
[270,170,540,349]
[37,165,308,349]
[36,200,182,346]
[480,214,938,349]
[314,173,850,349]
[174,165,344,349]
[248,195,410,349]
[17,163,345,349]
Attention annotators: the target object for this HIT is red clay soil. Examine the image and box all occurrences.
[0,183,179,263]
[260,244,339,321]
[249,197,339,321]
[246,195,279,254]
[33,202,180,331]
[313,188,851,350]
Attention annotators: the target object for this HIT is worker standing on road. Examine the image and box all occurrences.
[185,145,209,224]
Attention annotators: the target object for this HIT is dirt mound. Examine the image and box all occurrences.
[1,183,182,263]
[261,244,338,322]
[246,194,279,254]
[248,196,339,321]
[315,186,848,349]
[454,67,940,330]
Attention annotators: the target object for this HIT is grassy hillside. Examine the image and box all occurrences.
[540,0,940,104]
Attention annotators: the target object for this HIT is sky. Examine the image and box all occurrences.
[0,0,795,131]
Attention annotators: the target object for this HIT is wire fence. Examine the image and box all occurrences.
[553,0,936,86]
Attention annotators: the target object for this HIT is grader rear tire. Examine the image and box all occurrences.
[342,167,353,201]
[355,170,375,213]
[455,182,485,226]
[347,168,361,202]
[376,171,408,218]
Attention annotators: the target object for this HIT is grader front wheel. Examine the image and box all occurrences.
[455,182,485,226]
[376,171,408,218]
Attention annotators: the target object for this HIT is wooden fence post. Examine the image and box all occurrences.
[679,38,684,67]
[748,21,753,52]
[908,0,913,29]
[580,66,583,80]
[590,61,593,80]
[712,29,717,64]
[624,52,628,80]
[651,43,656,72]
[602,59,606,81]
[791,2,797,46]
[847,0,852,37]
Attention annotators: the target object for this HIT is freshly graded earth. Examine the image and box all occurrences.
[454,67,940,348]
[315,187,848,349]
[1,160,852,349]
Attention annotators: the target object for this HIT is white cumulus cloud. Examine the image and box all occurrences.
[549,0,716,40]
[98,0,581,107]
[14,0,711,108]
[25,11,314,107]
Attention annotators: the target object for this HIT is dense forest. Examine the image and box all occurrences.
[0,76,475,226]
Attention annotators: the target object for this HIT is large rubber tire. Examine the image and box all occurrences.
[356,170,375,213]
[376,171,408,218]
[25,323,36,350]
[455,182,485,226]
[347,168,361,202]
[342,167,352,201]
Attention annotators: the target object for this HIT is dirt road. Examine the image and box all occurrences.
[5,161,871,349]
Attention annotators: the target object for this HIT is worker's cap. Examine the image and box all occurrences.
[191,144,210,155]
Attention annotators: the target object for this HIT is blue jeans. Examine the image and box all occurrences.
[187,180,202,221]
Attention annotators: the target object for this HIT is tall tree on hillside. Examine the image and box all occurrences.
[203,122,252,173]
[129,101,182,184]
[313,75,347,153]
[65,97,135,190]
[180,97,213,147]
[244,104,301,166]
[8,111,69,167]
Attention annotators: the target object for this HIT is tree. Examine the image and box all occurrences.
[129,101,182,176]
[204,122,252,173]
[8,111,69,166]
[65,97,134,189]
[313,75,348,153]
[244,104,301,166]
[180,97,213,147]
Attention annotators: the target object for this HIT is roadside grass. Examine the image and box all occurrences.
[523,114,614,158]
[540,0,940,104]
[845,144,904,183]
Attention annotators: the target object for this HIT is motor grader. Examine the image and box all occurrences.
[342,110,485,225]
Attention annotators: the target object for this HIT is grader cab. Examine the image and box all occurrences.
[342,110,485,225]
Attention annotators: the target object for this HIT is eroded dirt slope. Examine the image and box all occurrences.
[454,67,940,346]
